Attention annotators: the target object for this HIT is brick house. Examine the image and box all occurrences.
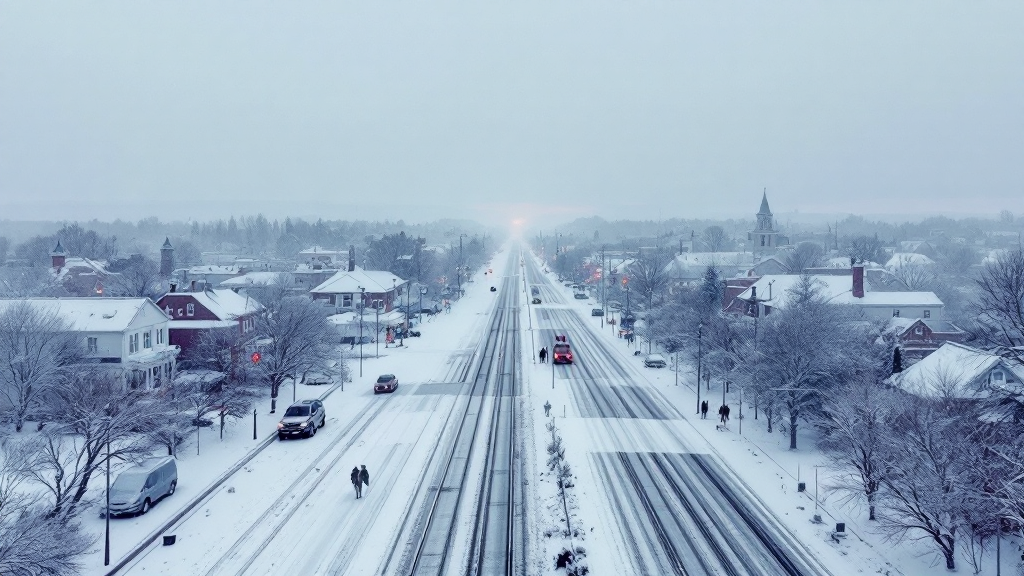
[155,287,263,357]
[887,317,967,361]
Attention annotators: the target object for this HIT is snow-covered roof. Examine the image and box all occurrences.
[299,246,345,256]
[0,297,161,332]
[161,289,263,319]
[167,319,238,329]
[888,342,1024,399]
[735,274,943,309]
[219,272,288,288]
[186,265,242,275]
[310,266,405,294]
[663,252,753,278]
[885,253,936,269]
[53,257,113,281]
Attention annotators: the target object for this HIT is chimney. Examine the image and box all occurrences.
[348,245,356,272]
[190,280,197,292]
[751,286,757,300]
[169,281,177,293]
[852,264,865,298]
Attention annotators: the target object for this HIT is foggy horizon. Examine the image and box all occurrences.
[3,1,1023,229]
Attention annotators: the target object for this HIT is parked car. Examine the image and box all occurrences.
[490,286,497,292]
[277,399,326,440]
[408,330,421,337]
[573,292,588,299]
[591,308,604,316]
[374,374,399,394]
[644,354,667,368]
[553,342,574,364]
[532,297,542,304]
[107,457,177,516]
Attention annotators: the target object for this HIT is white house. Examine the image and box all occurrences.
[729,265,943,321]
[0,297,179,389]
[888,342,1024,402]
[310,264,406,315]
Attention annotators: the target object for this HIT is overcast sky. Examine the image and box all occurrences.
[1,2,1022,229]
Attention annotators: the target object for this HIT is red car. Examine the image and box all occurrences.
[552,343,573,364]
[374,374,399,394]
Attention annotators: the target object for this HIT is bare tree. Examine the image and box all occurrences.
[109,254,162,298]
[816,376,895,520]
[934,243,977,275]
[784,242,824,273]
[0,302,82,432]
[26,369,157,518]
[876,397,985,572]
[972,249,1024,358]
[0,266,60,297]
[758,276,858,449]
[889,258,935,291]
[255,296,335,413]
[628,247,670,310]
[0,440,91,576]
[701,226,727,252]
[846,234,886,265]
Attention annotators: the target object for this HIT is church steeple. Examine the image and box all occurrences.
[748,188,780,255]
[757,189,772,217]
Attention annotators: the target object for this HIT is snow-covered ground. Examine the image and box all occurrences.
[520,249,1017,576]
[80,242,1017,576]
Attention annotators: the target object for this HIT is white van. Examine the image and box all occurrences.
[108,456,178,516]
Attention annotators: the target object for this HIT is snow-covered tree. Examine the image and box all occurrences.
[254,296,335,413]
[628,246,670,310]
[0,440,90,575]
[972,248,1024,360]
[0,302,82,432]
[784,242,824,274]
[26,369,157,518]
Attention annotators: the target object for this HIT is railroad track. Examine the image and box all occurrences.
[526,254,832,576]
[406,251,520,576]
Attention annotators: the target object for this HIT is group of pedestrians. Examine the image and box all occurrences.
[350,465,370,499]
[698,401,731,426]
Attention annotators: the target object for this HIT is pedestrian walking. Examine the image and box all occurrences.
[701,400,708,419]
[351,466,362,499]
[718,404,727,424]
[723,405,731,423]
[544,401,551,417]
[539,347,547,363]
[359,465,370,494]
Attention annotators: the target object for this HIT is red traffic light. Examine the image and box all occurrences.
[621,276,629,286]
[251,351,261,364]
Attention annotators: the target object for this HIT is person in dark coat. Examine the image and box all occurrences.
[351,467,362,499]
[723,405,731,422]
[359,465,370,492]
[718,404,726,424]
[701,400,708,419]
[539,347,547,363]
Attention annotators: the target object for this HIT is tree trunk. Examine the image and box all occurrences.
[270,381,280,413]
[789,412,798,450]
[938,534,956,570]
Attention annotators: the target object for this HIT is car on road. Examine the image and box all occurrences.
[573,292,588,299]
[374,374,399,394]
[107,457,178,517]
[532,297,542,304]
[553,342,574,364]
[530,286,540,296]
[644,354,667,368]
[277,399,326,440]
[591,308,604,316]
[490,286,497,292]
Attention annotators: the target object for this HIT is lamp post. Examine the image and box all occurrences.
[404,278,410,346]
[103,414,111,566]
[358,286,365,377]
[696,322,703,414]
[419,286,426,324]
[375,299,381,358]
[458,233,468,296]
[392,278,400,347]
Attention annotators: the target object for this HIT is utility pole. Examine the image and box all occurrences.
[601,245,606,328]
[358,286,365,377]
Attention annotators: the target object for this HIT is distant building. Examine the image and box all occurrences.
[747,190,788,256]
[310,246,406,314]
[49,241,117,297]
[888,342,1024,404]
[160,238,175,278]
[886,317,967,361]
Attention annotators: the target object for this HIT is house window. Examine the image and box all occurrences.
[343,294,353,308]
[186,303,195,317]
[760,236,766,247]
[892,309,900,318]
[157,329,164,345]
[914,326,923,336]
[992,371,1005,382]
[373,299,384,310]
[924,310,931,319]
[144,331,152,349]
[328,295,336,306]
[87,337,98,353]
[129,333,139,354]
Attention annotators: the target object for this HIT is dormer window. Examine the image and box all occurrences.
[992,370,1005,382]
[892,309,900,318]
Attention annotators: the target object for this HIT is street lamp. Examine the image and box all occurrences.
[696,322,703,414]
[419,286,427,324]
[375,299,381,358]
[102,410,112,566]
[358,286,365,378]
[457,233,468,296]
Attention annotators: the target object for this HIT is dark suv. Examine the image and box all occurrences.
[277,399,326,440]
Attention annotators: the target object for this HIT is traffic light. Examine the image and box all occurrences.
[251,351,261,364]
[621,276,629,286]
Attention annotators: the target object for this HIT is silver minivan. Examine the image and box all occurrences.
[108,456,177,516]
